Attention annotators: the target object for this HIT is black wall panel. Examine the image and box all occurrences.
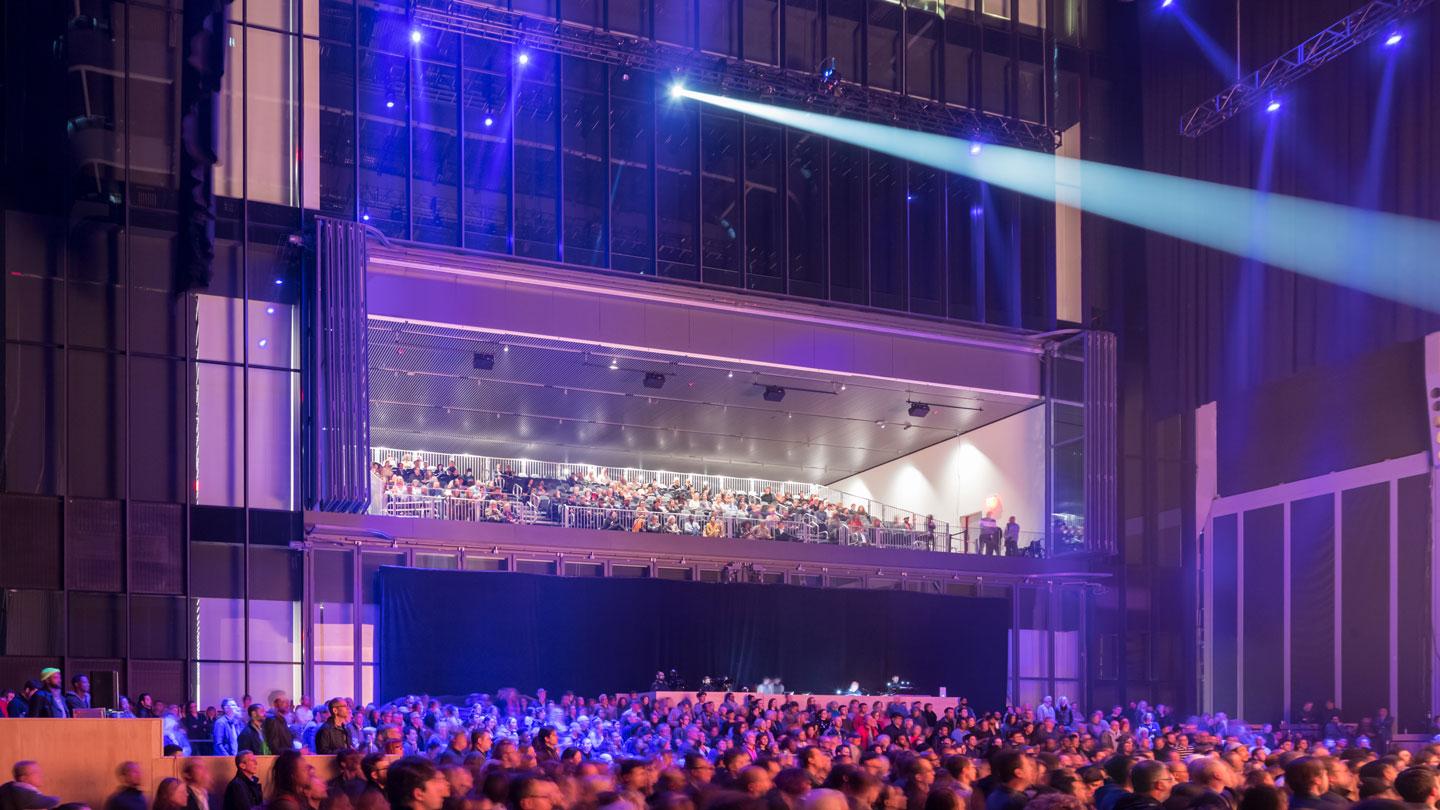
[1219,342,1425,497]
[1341,483,1390,717]
[1243,505,1284,721]
[1212,513,1238,714]
[1397,474,1431,730]
[1289,493,1335,712]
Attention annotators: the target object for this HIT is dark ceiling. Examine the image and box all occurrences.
[368,321,1039,483]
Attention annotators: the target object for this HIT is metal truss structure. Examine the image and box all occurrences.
[413,0,1062,152]
[1180,0,1436,137]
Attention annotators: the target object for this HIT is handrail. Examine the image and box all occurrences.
[372,447,952,538]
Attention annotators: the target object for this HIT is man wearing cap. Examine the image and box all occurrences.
[26,669,67,718]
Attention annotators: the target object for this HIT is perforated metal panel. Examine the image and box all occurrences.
[66,498,123,592]
[0,495,63,588]
[129,502,184,594]
[128,659,185,707]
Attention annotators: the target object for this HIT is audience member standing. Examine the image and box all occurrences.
[0,762,59,810]
[265,694,296,754]
[316,699,354,755]
[153,780,188,810]
[1284,758,1333,810]
[385,758,449,810]
[1003,518,1021,555]
[212,701,242,757]
[104,763,146,810]
[1114,762,1173,810]
[237,706,271,756]
[984,751,1033,810]
[1395,767,1439,810]
[223,753,263,810]
[6,683,39,719]
[26,670,67,719]
[182,760,213,810]
[63,676,91,715]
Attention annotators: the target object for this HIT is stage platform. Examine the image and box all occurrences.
[645,690,963,712]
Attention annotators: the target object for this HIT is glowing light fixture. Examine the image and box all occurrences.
[1385,31,1403,46]
[517,51,531,65]
[1266,99,1282,113]
[410,28,423,44]
[669,81,686,99]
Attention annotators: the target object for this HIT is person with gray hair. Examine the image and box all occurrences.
[0,762,59,810]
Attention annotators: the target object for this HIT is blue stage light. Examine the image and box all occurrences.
[385,99,395,109]
[361,213,370,221]
[484,116,494,127]
[1266,99,1281,113]
[1385,32,1403,46]
[669,81,686,99]
[410,28,422,44]
[969,142,983,156]
[1162,0,1173,7]
[517,51,530,65]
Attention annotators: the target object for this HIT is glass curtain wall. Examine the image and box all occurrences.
[327,0,1065,330]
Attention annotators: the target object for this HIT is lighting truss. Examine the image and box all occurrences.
[412,0,1061,152]
[1180,0,1436,137]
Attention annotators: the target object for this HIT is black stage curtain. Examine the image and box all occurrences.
[378,568,1010,706]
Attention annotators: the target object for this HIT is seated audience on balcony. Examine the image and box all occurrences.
[370,454,1050,553]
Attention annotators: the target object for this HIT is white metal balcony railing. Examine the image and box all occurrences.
[371,447,958,536]
[370,487,1055,557]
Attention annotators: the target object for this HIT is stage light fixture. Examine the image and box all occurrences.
[517,51,531,65]
[908,402,931,418]
[763,385,786,402]
[473,352,495,370]
[385,99,395,109]
[484,116,495,127]
[1162,0,1173,7]
[669,81,686,99]
[361,213,371,221]
[969,142,982,156]
[609,358,620,370]
[1266,99,1282,113]
[643,372,666,389]
[1385,32,1403,46]
[410,28,423,44]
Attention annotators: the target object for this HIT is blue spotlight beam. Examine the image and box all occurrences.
[1180,0,1436,137]
[680,89,1440,312]
[411,0,1059,152]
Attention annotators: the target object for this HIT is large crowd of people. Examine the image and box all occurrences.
[369,455,1026,554]
[5,673,1439,810]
